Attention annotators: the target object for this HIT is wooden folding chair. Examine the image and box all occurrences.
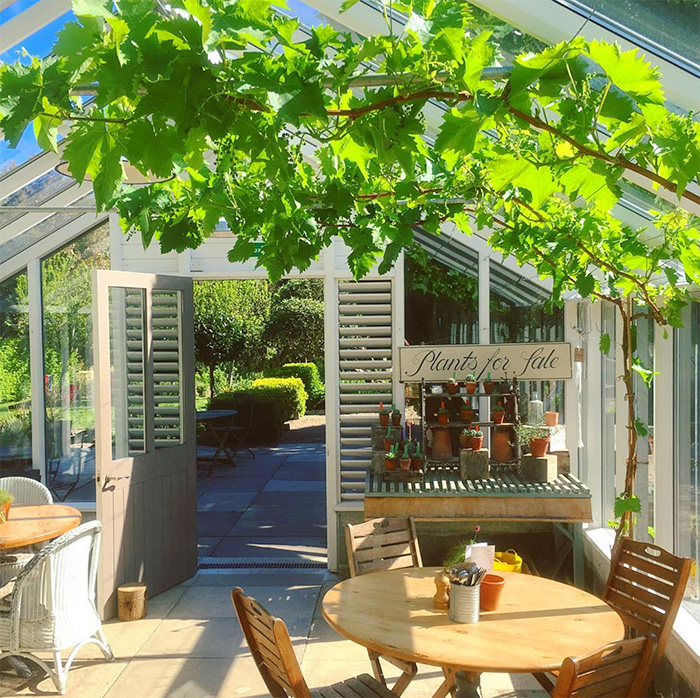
[232,587,400,698]
[344,518,424,696]
[551,636,656,697]
[536,538,691,694]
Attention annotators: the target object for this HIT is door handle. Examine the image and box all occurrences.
[104,475,130,484]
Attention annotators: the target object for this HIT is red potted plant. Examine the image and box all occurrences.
[385,445,398,471]
[515,424,551,457]
[459,429,471,449]
[399,443,411,471]
[470,427,484,451]
[379,402,390,427]
[391,404,402,427]
[437,402,450,425]
[410,442,423,471]
[383,426,398,452]
[460,398,475,424]
[464,373,478,395]
[491,403,505,424]
[483,372,496,395]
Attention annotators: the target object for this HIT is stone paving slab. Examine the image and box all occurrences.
[211,535,327,560]
[262,480,325,492]
[197,512,242,537]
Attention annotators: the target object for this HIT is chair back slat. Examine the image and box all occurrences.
[0,476,53,505]
[232,588,311,698]
[604,539,691,640]
[552,636,655,698]
[346,517,422,577]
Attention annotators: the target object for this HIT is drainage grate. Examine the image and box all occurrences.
[198,561,328,570]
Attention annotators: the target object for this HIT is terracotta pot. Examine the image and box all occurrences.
[460,409,475,423]
[529,437,550,458]
[0,501,10,523]
[446,382,459,395]
[437,413,449,425]
[459,433,471,449]
[491,410,505,424]
[410,456,423,471]
[483,381,495,395]
[383,437,397,451]
[379,413,390,427]
[465,382,477,395]
[480,574,505,611]
[385,457,396,471]
[391,413,402,427]
[491,431,514,462]
[431,427,454,461]
[399,458,411,471]
[544,411,559,427]
[470,436,484,451]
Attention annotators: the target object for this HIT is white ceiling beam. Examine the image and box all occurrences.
[0,0,72,54]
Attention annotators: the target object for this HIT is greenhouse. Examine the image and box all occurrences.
[0,0,698,696]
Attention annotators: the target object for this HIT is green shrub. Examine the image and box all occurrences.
[264,297,324,365]
[209,377,307,443]
[278,363,324,408]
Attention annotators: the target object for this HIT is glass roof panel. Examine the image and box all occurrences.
[555,0,700,75]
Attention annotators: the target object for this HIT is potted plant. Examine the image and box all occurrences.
[379,402,390,427]
[0,490,14,523]
[465,373,478,395]
[483,373,496,395]
[385,444,398,471]
[491,403,505,424]
[460,398,475,424]
[400,444,411,471]
[383,426,398,452]
[437,402,450,425]
[446,373,459,395]
[391,404,402,427]
[410,442,423,471]
[470,428,484,451]
[544,411,559,427]
[515,424,551,458]
[459,429,471,449]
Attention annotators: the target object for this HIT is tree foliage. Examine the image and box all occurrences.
[264,296,324,366]
[2,0,700,535]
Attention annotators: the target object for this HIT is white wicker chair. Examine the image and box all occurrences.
[0,521,114,694]
[0,477,54,584]
[0,476,53,505]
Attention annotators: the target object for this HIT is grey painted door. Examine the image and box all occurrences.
[93,270,196,618]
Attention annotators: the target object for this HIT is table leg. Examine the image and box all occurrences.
[454,671,481,698]
[573,523,584,589]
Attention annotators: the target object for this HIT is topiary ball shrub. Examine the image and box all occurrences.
[264,297,324,365]
[278,363,324,408]
[209,376,307,444]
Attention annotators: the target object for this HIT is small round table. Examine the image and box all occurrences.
[0,504,82,551]
[322,567,624,697]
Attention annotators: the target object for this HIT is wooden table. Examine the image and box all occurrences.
[0,504,82,550]
[322,567,624,698]
[196,409,238,470]
[365,464,592,587]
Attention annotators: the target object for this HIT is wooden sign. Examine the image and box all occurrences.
[399,343,572,382]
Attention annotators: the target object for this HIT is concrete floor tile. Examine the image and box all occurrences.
[273,469,325,481]
[262,480,325,492]
[197,511,242,537]
[251,491,326,506]
[285,452,326,463]
[190,569,328,587]
[197,491,258,512]
[228,518,326,537]
[137,617,244,659]
[201,477,270,492]
[197,537,221,557]
[211,536,327,560]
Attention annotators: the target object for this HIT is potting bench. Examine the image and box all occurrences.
[364,464,592,587]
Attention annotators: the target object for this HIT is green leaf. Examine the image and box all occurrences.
[614,493,641,519]
[434,106,483,161]
[73,0,113,18]
[32,100,61,152]
[487,156,555,208]
[634,419,648,437]
[632,357,657,388]
[575,273,595,298]
[62,123,108,183]
[599,333,611,355]
[560,162,621,211]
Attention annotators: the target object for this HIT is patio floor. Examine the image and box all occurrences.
[2,441,547,697]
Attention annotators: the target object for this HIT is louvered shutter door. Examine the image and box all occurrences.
[338,280,394,501]
[124,290,146,455]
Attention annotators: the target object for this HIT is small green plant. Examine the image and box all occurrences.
[514,423,550,441]
[443,525,482,566]
[379,402,390,415]
[447,374,458,385]
[391,403,401,416]
[465,374,476,382]
[470,428,484,438]
[402,443,410,458]
[386,444,398,459]
[492,403,504,412]
[0,489,14,523]
[437,405,450,415]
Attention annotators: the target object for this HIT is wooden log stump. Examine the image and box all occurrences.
[117,583,148,621]
[459,449,490,480]
[519,454,558,484]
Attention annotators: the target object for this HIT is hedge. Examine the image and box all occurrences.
[209,377,307,443]
[277,363,324,407]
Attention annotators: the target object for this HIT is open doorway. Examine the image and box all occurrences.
[193,278,328,569]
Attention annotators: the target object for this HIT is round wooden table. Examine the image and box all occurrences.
[0,504,82,550]
[322,567,624,697]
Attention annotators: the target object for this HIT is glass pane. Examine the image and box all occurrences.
[563,0,700,71]
[153,290,183,449]
[0,270,32,472]
[43,223,109,501]
[109,288,146,459]
[601,302,617,525]
[676,301,699,622]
